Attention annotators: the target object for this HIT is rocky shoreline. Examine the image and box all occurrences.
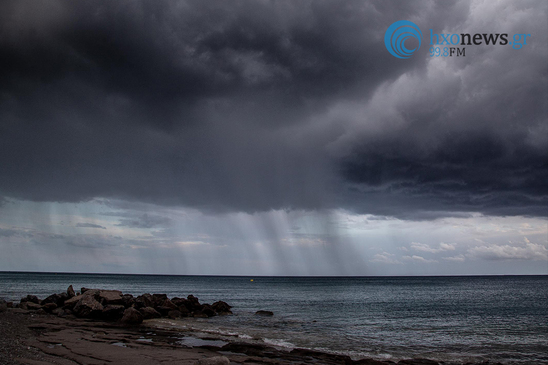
[13,285,232,325]
[0,287,504,365]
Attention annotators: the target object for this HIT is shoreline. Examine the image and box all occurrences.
[0,308,506,365]
[0,286,510,365]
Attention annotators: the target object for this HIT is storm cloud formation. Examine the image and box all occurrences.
[0,0,546,219]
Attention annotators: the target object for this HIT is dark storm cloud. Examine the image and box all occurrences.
[0,0,546,219]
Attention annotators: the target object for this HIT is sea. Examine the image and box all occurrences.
[0,272,547,364]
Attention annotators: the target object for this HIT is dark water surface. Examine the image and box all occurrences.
[1,273,547,364]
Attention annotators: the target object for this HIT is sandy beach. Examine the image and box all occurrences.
[0,307,507,365]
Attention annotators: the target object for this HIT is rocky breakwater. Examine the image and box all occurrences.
[16,285,232,325]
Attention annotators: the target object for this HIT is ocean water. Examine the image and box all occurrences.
[0,273,547,364]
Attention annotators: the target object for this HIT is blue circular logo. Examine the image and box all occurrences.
[385,20,423,59]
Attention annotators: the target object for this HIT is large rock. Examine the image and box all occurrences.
[193,310,208,318]
[73,295,104,318]
[63,295,81,309]
[195,356,230,365]
[121,307,143,325]
[42,293,68,307]
[42,303,58,312]
[67,285,76,298]
[187,295,201,310]
[81,289,101,298]
[156,299,178,315]
[171,297,187,306]
[177,305,190,317]
[98,290,123,305]
[201,304,216,317]
[139,307,161,319]
[134,294,153,309]
[121,294,134,308]
[52,307,67,317]
[27,302,42,310]
[167,310,182,319]
[186,296,204,313]
[102,305,126,321]
[156,306,174,316]
[151,294,168,308]
[211,301,232,315]
[21,295,40,304]
[163,298,178,310]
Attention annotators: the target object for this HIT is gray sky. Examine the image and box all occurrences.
[0,0,546,275]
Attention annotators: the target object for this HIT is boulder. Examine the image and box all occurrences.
[195,356,230,365]
[156,306,175,316]
[139,307,161,319]
[67,285,76,298]
[121,307,143,325]
[21,295,40,304]
[18,302,28,310]
[27,302,42,310]
[81,289,101,298]
[202,304,216,317]
[211,301,232,315]
[42,302,58,312]
[172,297,192,312]
[121,294,134,308]
[151,294,168,308]
[52,307,67,317]
[0,300,7,313]
[98,290,123,305]
[255,310,274,316]
[187,295,201,309]
[134,294,153,309]
[63,295,81,309]
[42,293,67,307]
[177,305,190,317]
[164,298,178,309]
[102,305,126,321]
[167,310,182,319]
[193,310,208,318]
[73,295,103,318]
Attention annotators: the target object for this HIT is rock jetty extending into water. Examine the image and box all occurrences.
[13,285,232,325]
